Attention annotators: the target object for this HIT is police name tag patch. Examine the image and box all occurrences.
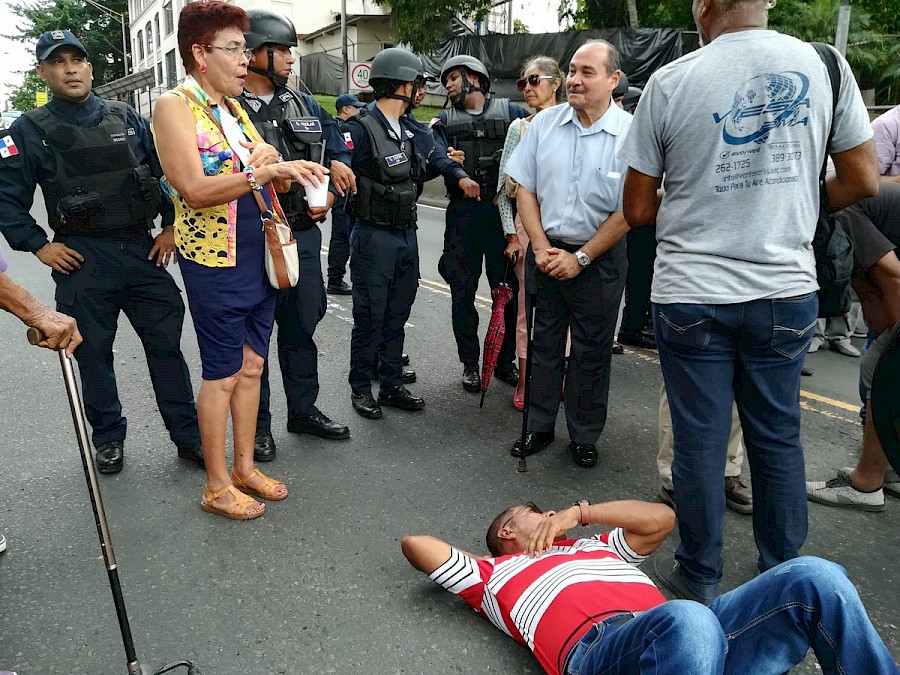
[385,152,409,167]
[343,131,354,149]
[288,119,322,134]
[0,135,19,158]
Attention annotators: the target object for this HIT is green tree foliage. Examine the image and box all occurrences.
[375,0,494,52]
[559,0,692,30]
[6,0,129,86]
[513,19,530,34]
[8,71,49,112]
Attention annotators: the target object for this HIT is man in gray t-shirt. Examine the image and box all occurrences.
[618,0,878,605]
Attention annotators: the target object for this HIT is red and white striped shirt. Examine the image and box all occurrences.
[429,529,666,675]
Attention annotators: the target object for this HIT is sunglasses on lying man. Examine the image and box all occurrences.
[516,74,555,91]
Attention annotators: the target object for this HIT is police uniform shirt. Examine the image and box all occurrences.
[505,101,632,246]
[0,93,172,254]
[430,98,530,187]
[346,105,434,214]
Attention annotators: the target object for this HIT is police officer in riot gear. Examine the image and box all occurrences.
[240,9,353,458]
[431,55,529,393]
[0,30,203,474]
[345,47,431,419]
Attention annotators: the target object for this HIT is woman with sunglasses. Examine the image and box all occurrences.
[153,1,327,520]
[497,57,564,410]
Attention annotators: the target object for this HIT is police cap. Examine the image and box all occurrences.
[245,9,298,51]
[369,48,423,84]
[36,30,88,62]
[440,55,489,86]
[613,72,629,100]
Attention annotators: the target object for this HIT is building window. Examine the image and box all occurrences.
[157,61,164,86]
[163,2,174,35]
[165,49,177,88]
[146,22,153,56]
[155,14,161,47]
[137,30,144,62]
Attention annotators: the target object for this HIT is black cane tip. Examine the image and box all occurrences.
[516,458,527,472]
[479,392,486,408]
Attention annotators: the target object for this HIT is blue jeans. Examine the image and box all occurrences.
[565,557,898,674]
[652,294,818,592]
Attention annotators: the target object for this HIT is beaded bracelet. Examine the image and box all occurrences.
[245,165,262,191]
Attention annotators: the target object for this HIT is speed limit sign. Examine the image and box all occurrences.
[349,62,372,92]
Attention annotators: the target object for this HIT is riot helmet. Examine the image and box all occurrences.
[245,9,298,87]
[369,47,423,113]
[440,55,490,107]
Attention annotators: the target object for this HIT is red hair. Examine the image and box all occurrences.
[177,1,250,74]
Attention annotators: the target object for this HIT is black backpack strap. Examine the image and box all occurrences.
[811,42,840,188]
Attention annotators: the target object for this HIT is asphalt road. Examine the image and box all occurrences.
[0,190,897,674]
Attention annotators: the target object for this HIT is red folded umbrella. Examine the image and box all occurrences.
[480,281,514,408]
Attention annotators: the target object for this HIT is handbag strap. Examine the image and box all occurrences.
[180,88,272,220]
[811,42,840,207]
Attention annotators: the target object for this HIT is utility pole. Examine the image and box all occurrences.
[341,0,349,92]
[507,0,513,34]
[834,0,851,56]
[84,0,129,75]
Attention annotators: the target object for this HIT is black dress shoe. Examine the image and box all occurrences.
[352,392,383,419]
[570,442,598,468]
[493,362,519,386]
[177,443,205,468]
[254,431,276,462]
[618,329,657,350]
[288,410,350,440]
[95,440,124,474]
[402,353,410,366]
[612,341,624,355]
[510,431,555,457]
[801,364,814,376]
[402,369,417,384]
[378,385,425,411]
[327,279,352,295]
[462,363,481,392]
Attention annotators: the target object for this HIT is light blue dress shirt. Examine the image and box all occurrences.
[505,101,632,246]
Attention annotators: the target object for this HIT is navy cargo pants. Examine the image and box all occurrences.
[52,233,200,449]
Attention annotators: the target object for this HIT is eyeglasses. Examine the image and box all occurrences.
[500,502,542,530]
[516,74,555,92]
[205,44,253,60]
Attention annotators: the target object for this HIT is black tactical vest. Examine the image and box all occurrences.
[239,88,324,227]
[352,110,423,230]
[24,101,160,236]
[444,98,510,201]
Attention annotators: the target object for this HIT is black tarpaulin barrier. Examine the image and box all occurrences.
[298,28,684,99]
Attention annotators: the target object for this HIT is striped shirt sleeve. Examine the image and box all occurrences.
[429,547,486,596]
[596,528,649,566]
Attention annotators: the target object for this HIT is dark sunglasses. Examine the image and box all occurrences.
[516,74,555,92]
[501,501,542,530]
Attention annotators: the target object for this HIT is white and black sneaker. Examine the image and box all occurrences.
[806,471,885,512]
[0,532,6,554]
[839,466,900,499]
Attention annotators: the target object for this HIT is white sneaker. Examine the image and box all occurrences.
[829,339,861,357]
[807,336,825,353]
[807,471,884,512]
[841,467,900,499]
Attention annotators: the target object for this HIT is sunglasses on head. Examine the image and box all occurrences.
[501,501,542,530]
[516,74,555,92]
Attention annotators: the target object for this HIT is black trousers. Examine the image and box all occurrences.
[525,240,626,445]
[52,233,199,449]
[621,225,657,334]
[327,196,352,282]
[258,225,327,432]
[439,199,517,368]
[348,223,419,394]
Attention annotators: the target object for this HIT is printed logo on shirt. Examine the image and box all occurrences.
[713,72,811,146]
[0,135,20,158]
[279,91,294,103]
[405,129,414,139]
[385,152,409,167]
[127,127,136,136]
[245,98,262,112]
[343,131,354,149]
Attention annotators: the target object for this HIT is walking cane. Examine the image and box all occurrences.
[516,293,536,473]
[27,328,201,675]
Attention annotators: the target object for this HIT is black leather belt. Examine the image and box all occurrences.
[547,237,586,254]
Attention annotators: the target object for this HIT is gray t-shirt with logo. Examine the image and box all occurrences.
[618,30,873,304]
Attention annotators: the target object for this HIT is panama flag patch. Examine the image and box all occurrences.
[0,135,19,158]
[343,131,354,149]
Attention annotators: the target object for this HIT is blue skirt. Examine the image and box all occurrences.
[178,193,276,380]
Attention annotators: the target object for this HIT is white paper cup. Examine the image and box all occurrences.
[304,175,330,208]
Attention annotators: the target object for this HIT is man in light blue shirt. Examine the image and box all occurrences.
[505,40,632,468]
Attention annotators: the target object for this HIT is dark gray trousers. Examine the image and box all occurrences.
[525,240,626,445]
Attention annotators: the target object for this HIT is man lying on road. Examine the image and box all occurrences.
[401,499,898,674]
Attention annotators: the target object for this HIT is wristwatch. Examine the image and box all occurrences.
[574,250,590,268]
[573,500,591,527]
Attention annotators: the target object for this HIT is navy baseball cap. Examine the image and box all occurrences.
[335,93,364,111]
[612,72,629,100]
[36,30,88,62]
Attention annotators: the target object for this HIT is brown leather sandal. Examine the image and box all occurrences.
[230,468,288,501]
[200,484,265,520]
